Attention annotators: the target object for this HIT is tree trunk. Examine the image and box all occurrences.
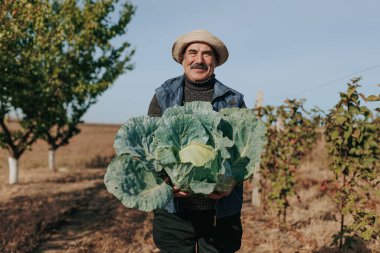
[48,149,56,171]
[8,157,18,184]
[339,174,347,249]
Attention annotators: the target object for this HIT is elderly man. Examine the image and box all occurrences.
[148,29,246,253]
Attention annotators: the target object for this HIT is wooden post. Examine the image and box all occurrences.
[276,117,285,132]
[251,91,263,207]
[255,90,264,113]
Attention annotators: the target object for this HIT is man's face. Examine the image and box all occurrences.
[182,43,216,82]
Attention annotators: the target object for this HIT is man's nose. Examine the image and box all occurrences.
[195,53,204,63]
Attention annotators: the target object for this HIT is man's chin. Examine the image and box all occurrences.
[188,72,211,82]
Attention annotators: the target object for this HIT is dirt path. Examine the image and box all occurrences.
[34,183,115,252]
[0,169,158,253]
[33,184,158,253]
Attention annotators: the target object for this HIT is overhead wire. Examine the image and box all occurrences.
[265,64,380,101]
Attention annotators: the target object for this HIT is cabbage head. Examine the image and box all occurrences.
[104,101,266,212]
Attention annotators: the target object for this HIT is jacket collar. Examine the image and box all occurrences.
[213,80,231,101]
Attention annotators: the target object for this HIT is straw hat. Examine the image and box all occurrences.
[172,29,229,67]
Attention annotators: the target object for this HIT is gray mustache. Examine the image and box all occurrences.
[190,63,208,70]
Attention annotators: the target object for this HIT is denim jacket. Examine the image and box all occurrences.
[155,75,245,218]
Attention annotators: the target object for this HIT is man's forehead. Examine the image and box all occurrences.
[185,42,214,52]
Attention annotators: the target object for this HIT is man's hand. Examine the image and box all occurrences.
[207,186,234,200]
[163,175,237,199]
[163,176,191,197]
[173,185,192,197]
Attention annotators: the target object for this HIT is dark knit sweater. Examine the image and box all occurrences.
[148,74,216,117]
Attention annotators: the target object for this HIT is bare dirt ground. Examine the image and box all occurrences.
[0,168,157,253]
[0,124,379,253]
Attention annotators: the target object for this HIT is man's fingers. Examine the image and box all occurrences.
[207,192,224,199]
[207,190,232,199]
[172,185,191,197]
[174,191,191,197]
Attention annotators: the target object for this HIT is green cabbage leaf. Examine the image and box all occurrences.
[104,101,266,212]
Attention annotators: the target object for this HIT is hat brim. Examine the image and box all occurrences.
[172,29,229,67]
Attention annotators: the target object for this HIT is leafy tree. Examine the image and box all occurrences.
[0,0,50,184]
[256,99,319,224]
[34,0,136,170]
[0,0,135,183]
[325,78,380,250]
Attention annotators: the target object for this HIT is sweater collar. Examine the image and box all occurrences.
[184,74,215,91]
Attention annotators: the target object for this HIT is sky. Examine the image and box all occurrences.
[83,0,380,124]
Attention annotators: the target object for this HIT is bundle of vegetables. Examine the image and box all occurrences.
[104,101,266,212]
